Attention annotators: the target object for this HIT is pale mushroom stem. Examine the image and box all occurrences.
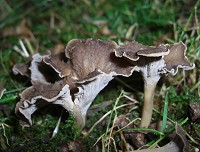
[72,106,85,129]
[140,81,158,128]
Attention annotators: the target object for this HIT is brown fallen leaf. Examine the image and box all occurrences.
[60,139,83,152]
[0,19,31,38]
[189,102,200,122]
[133,123,189,152]
[113,115,146,150]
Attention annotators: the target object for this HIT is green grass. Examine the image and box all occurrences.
[0,0,200,151]
[161,91,169,133]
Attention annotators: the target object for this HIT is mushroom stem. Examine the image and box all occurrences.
[140,81,158,128]
[72,106,85,129]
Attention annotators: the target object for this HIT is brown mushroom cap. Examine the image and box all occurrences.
[114,41,169,62]
[65,39,135,81]
[163,42,195,75]
[20,80,66,101]
[15,80,72,125]
[114,41,195,77]
[137,44,169,57]
[114,41,142,61]
[43,51,71,78]
[76,69,103,83]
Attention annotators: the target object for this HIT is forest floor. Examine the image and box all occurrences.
[0,0,200,151]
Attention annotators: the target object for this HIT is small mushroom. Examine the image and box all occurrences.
[12,49,64,82]
[15,80,70,125]
[114,41,195,127]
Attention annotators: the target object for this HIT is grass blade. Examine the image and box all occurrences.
[161,92,169,132]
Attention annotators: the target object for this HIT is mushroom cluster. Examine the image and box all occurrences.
[13,39,134,128]
[13,38,194,129]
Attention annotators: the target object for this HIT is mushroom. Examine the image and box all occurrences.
[15,80,70,125]
[62,39,136,126]
[15,39,136,128]
[114,41,195,127]
[12,50,65,84]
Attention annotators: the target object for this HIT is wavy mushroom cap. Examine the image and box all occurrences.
[65,39,135,81]
[114,41,142,61]
[114,41,194,76]
[15,80,70,124]
[43,50,71,78]
[20,80,66,101]
[163,42,195,75]
[114,41,169,61]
